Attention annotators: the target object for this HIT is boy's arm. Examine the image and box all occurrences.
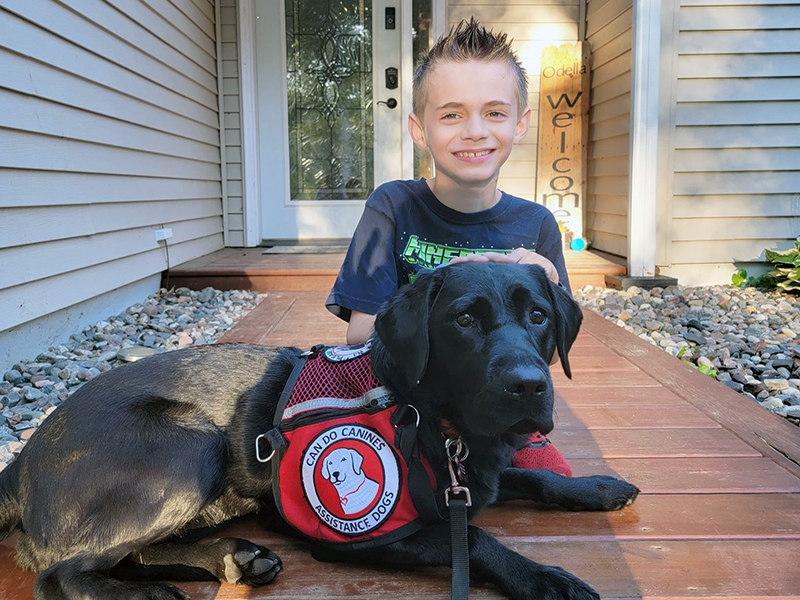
[326,187,400,326]
[347,311,377,345]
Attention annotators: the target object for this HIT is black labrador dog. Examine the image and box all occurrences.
[0,262,639,600]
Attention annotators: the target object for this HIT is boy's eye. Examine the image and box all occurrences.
[442,113,459,120]
[487,111,506,118]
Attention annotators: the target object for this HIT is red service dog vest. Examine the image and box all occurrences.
[259,343,440,550]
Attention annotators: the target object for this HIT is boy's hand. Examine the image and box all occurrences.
[448,248,559,284]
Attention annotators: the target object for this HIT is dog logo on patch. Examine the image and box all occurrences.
[323,341,371,362]
[301,424,401,536]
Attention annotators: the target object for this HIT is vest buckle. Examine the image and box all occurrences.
[255,428,287,463]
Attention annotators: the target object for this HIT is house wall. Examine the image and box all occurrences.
[220,0,246,246]
[0,0,224,369]
[658,0,800,285]
[447,0,581,201]
[583,0,632,259]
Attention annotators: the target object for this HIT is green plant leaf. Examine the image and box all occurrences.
[766,248,798,264]
[778,280,800,291]
[731,269,747,286]
[695,364,717,379]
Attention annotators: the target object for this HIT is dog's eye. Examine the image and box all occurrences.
[530,309,546,325]
[456,313,476,328]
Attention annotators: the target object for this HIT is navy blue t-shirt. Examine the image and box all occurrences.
[326,178,570,320]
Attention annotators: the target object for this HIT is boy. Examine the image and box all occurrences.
[326,18,572,477]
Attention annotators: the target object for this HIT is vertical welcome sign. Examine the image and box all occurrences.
[536,43,590,251]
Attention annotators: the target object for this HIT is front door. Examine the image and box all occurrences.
[256,0,410,242]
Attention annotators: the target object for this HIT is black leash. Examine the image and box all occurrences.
[445,437,471,600]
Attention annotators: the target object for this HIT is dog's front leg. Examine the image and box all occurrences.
[312,524,598,600]
[113,538,282,587]
[497,468,639,511]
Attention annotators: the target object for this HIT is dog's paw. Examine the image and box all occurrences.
[570,476,640,511]
[211,538,282,586]
[527,565,600,600]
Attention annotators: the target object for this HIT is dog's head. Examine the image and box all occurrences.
[373,262,582,439]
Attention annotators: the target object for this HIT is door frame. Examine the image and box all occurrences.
[238,0,261,246]
[236,0,445,246]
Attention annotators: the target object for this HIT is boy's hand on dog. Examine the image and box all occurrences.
[448,248,559,284]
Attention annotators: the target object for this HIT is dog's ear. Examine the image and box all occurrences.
[321,458,331,480]
[374,268,445,389]
[349,449,364,475]
[546,278,583,379]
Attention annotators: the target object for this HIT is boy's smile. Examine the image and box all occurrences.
[409,59,530,211]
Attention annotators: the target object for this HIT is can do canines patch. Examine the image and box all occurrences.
[301,424,401,536]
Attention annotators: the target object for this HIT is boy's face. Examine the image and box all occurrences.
[409,59,530,192]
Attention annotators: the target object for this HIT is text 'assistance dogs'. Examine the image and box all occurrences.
[0,262,639,600]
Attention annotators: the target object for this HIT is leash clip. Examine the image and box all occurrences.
[444,437,472,507]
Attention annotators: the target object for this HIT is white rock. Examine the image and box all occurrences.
[764,378,790,391]
[762,397,785,410]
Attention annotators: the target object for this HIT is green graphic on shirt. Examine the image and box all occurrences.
[402,235,516,278]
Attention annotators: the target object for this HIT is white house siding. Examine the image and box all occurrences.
[220,0,245,246]
[659,0,800,285]
[447,0,581,201]
[583,0,632,259]
[0,0,224,368]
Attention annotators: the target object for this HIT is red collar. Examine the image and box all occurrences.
[439,418,460,440]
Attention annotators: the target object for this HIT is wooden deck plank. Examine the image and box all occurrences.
[549,429,761,459]
[475,493,800,540]
[218,294,296,345]
[554,404,720,429]
[552,370,662,387]
[556,386,690,405]
[570,457,800,494]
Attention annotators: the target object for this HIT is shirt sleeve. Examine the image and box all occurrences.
[326,195,399,321]
[535,209,572,293]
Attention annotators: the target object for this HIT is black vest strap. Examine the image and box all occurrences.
[392,405,444,524]
[273,346,323,428]
[258,346,323,461]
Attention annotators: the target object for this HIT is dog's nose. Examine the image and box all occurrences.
[502,366,548,399]
[332,471,340,479]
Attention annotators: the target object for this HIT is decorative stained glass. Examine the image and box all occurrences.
[286,0,374,200]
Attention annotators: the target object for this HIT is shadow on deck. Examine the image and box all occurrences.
[2,288,800,599]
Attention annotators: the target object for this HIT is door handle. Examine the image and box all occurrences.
[377,98,398,109]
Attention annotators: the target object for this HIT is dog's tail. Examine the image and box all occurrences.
[0,458,22,540]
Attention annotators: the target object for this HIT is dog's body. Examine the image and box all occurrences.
[0,263,639,600]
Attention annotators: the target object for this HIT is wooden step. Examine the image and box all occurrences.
[166,248,626,292]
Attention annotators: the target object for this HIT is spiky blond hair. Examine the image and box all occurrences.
[412,17,528,117]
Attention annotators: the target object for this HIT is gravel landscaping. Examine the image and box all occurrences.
[2,281,799,473]
[0,287,264,472]
[575,284,800,427]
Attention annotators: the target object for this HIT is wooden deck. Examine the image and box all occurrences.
[165,248,627,292]
[2,292,800,599]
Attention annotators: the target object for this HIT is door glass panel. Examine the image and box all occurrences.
[412,0,433,180]
[285,0,373,200]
